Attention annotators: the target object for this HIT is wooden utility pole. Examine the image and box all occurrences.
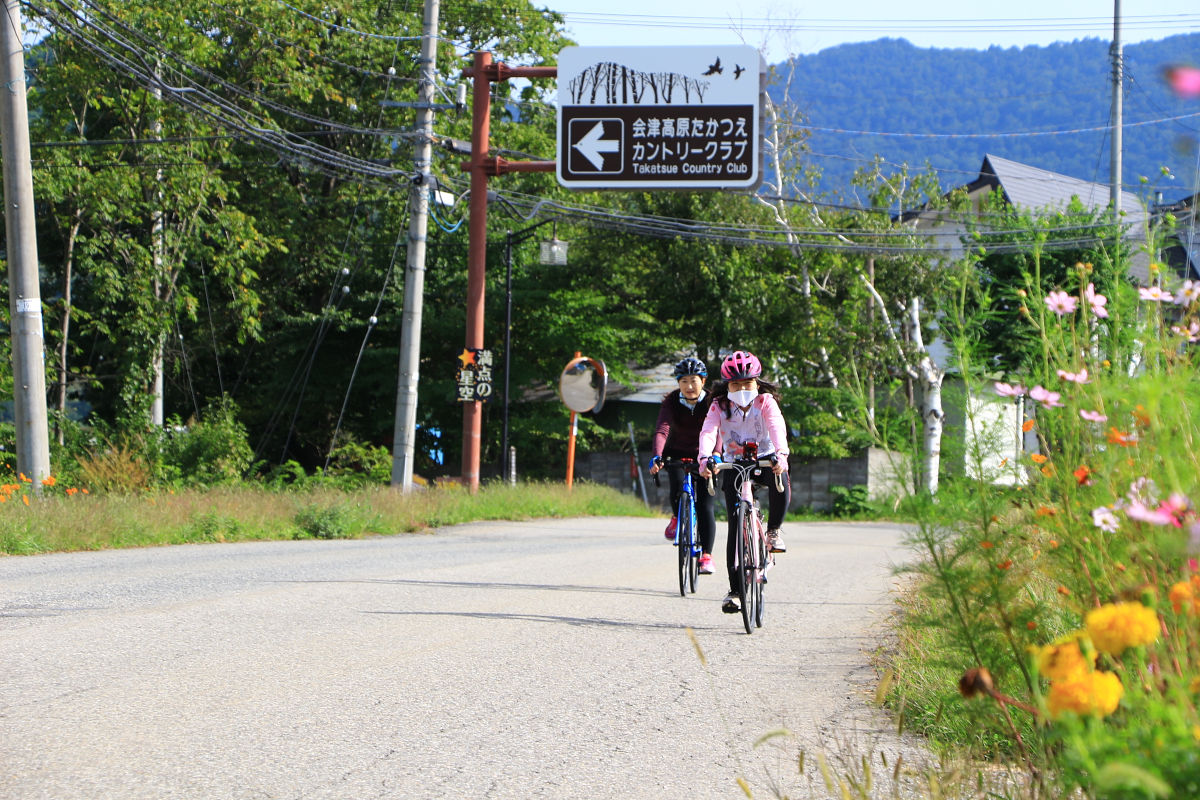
[0,0,51,483]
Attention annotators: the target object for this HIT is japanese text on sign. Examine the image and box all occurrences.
[455,348,494,403]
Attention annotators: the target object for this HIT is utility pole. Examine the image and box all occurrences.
[0,0,51,484]
[1110,0,1123,222]
[459,54,555,492]
[390,0,440,490]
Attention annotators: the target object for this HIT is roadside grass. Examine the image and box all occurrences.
[0,480,654,555]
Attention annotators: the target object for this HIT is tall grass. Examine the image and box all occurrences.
[880,257,1200,798]
[0,481,653,555]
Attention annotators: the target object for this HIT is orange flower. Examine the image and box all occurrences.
[21,495,29,506]
[1041,465,1055,477]
[1031,453,1048,464]
[1027,621,1038,630]
[41,475,56,487]
[1058,585,1072,596]
[981,541,995,549]
[1106,427,1136,447]
[1073,466,1092,486]
[1022,419,1035,432]
[18,472,29,482]
[81,488,89,495]
[1049,539,1060,548]
[1170,577,1200,614]
[65,487,78,496]
[997,560,1013,570]
[1036,505,1057,517]
[1134,404,1151,427]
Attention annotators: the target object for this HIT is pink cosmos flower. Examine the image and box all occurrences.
[1084,283,1109,319]
[1056,367,1091,384]
[1127,477,1160,507]
[1166,64,1200,98]
[1127,499,1176,526]
[993,382,1026,397]
[1092,506,1120,533]
[1044,290,1077,316]
[1139,285,1172,302]
[1174,280,1200,306]
[1154,493,1194,528]
[1029,385,1064,409]
[1080,409,1108,423]
[1171,320,1200,343]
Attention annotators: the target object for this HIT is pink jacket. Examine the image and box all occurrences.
[698,392,789,464]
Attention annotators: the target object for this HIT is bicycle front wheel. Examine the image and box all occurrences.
[737,501,756,634]
[677,502,693,596]
[753,514,767,628]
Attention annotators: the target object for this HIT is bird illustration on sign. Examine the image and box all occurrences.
[702,57,722,76]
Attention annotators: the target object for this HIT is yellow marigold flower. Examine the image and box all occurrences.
[1034,633,1096,681]
[1086,602,1160,655]
[1047,670,1124,719]
[41,475,56,487]
[1170,580,1198,614]
[1031,453,1048,464]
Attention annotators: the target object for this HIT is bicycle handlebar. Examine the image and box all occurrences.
[704,457,786,495]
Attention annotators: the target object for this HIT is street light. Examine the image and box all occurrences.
[502,221,568,483]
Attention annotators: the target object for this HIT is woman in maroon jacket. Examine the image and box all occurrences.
[648,357,718,575]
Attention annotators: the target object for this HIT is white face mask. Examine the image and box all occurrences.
[728,389,756,408]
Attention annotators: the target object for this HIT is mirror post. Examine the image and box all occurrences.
[565,350,580,489]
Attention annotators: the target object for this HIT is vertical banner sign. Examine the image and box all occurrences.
[556,45,765,190]
[455,348,494,403]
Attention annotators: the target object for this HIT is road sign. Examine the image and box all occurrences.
[556,45,764,190]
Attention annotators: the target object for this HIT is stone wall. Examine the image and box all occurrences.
[575,447,910,512]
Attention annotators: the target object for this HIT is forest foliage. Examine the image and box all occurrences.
[0,1,1189,490]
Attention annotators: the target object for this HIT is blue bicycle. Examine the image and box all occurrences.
[653,458,702,596]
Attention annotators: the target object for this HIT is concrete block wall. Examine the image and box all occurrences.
[577,447,910,513]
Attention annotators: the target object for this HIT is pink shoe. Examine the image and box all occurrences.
[698,554,714,574]
[664,516,677,541]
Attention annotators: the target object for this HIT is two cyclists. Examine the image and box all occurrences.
[648,357,719,575]
[698,350,791,615]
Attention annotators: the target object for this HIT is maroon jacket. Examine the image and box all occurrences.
[652,390,718,460]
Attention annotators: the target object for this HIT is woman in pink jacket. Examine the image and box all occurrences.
[698,350,791,615]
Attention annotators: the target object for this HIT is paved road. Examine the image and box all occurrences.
[0,517,931,799]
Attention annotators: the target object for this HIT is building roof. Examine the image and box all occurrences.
[976,154,1145,220]
[910,154,1154,282]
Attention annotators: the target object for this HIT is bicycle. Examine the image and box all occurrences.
[653,458,702,596]
[707,455,783,634]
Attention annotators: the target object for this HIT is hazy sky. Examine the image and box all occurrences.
[543,1,1200,61]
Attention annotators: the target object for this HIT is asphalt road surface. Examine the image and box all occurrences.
[1,517,934,799]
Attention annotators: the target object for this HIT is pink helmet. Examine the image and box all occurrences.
[720,350,762,380]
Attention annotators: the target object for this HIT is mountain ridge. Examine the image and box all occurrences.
[776,33,1200,202]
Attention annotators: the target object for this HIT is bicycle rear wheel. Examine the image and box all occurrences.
[737,502,755,634]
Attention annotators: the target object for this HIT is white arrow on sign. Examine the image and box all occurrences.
[573,121,619,170]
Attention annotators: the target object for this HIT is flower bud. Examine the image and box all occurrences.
[959,667,995,699]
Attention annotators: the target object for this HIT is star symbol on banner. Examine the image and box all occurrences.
[458,348,477,368]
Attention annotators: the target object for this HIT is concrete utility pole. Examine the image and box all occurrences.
[1110,0,1123,221]
[390,0,440,490]
[0,0,51,483]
